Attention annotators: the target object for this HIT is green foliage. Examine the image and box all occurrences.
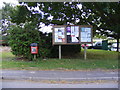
[1,3,14,35]
[21,2,119,39]
[82,2,120,37]
[10,5,32,25]
[82,2,120,51]
[2,2,14,20]
[8,22,50,60]
[39,2,81,25]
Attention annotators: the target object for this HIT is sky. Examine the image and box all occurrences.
[0,0,19,9]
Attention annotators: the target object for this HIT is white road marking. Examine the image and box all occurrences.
[29,71,35,74]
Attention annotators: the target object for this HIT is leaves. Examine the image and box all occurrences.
[82,2,120,37]
[8,22,51,60]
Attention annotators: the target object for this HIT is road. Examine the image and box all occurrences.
[1,70,119,89]
[1,80,118,88]
[2,70,118,81]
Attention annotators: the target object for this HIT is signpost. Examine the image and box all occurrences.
[52,25,93,59]
[84,44,87,60]
[30,43,38,61]
[59,45,61,59]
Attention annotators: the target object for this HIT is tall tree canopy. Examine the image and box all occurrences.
[10,2,120,35]
[8,2,120,52]
[1,2,15,35]
[81,2,120,51]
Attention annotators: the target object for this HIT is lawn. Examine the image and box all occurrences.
[1,49,119,70]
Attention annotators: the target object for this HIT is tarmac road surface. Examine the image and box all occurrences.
[1,69,119,89]
[1,70,118,81]
[1,80,118,88]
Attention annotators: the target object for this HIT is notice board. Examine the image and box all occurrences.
[52,25,93,45]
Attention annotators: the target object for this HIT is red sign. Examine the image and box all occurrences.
[31,47,38,54]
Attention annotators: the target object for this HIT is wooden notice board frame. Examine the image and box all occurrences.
[52,25,93,45]
[52,25,67,45]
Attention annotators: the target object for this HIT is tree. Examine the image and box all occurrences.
[1,2,15,35]
[81,2,120,52]
[9,2,120,38]
[1,4,51,60]
[11,2,82,26]
[1,3,15,46]
[8,22,51,60]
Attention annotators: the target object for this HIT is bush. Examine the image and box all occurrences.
[8,22,50,60]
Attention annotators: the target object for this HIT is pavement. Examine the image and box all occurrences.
[1,69,119,82]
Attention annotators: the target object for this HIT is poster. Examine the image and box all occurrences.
[71,26,75,35]
[66,27,71,35]
[54,27,65,43]
[66,26,79,43]
[81,27,92,42]
[74,26,79,37]
[71,26,79,43]
[32,48,36,52]
[66,26,71,43]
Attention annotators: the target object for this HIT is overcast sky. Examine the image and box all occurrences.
[0,0,18,9]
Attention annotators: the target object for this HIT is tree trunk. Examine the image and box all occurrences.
[116,35,119,52]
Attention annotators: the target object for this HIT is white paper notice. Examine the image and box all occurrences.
[71,26,75,35]
[58,39,62,42]
[72,37,79,42]
[81,27,91,42]
[54,27,65,43]
[75,26,79,37]
[55,37,58,42]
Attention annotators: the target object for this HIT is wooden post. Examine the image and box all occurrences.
[84,44,87,60]
[34,54,36,61]
[59,45,61,59]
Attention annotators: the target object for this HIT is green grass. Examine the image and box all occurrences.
[2,52,15,60]
[1,49,119,70]
[79,49,119,60]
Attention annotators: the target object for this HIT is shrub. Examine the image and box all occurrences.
[8,22,50,60]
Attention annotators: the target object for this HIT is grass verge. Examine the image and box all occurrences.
[1,49,119,70]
